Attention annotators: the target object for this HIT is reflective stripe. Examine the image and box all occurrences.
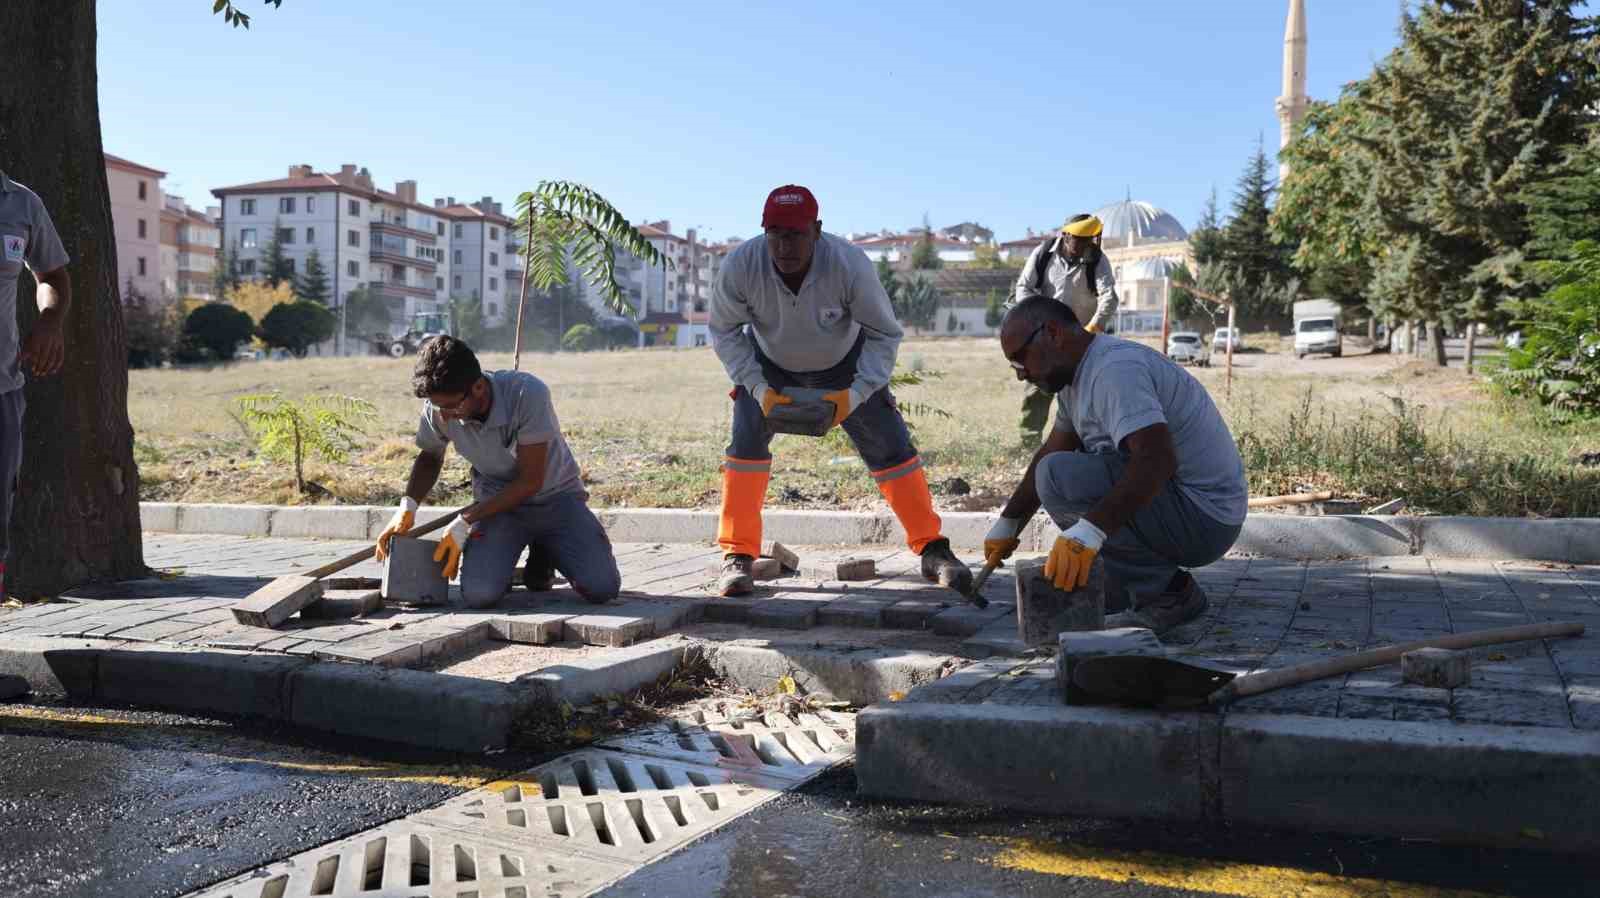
[723,456,772,474]
[870,455,923,484]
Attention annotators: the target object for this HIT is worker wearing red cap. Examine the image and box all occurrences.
[708,185,973,597]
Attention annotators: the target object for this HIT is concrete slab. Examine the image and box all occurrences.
[230,575,324,628]
[381,536,449,604]
[286,662,525,752]
[1014,556,1104,647]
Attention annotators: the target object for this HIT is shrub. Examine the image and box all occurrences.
[182,302,255,362]
[258,301,336,357]
[561,323,601,352]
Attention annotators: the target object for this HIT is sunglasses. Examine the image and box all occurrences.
[1008,323,1046,372]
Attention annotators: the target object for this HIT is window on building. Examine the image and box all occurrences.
[488,303,499,317]
[347,199,360,217]
[286,258,296,274]
[452,250,462,265]
[279,197,295,214]
[306,227,315,243]
[137,257,147,276]
[452,275,462,289]
[278,228,294,244]
[489,226,499,240]
[241,259,256,274]
[137,181,147,201]
[489,277,498,291]
[453,224,462,239]
[489,252,498,266]
[694,334,707,347]
[240,228,257,248]
[347,229,359,247]
[347,261,359,277]
[137,219,147,239]
[306,196,315,214]
[435,276,444,290]
[436,222,445,236]
[241,198,256,215]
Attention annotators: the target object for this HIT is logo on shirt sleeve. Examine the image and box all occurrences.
[2,236,23,263]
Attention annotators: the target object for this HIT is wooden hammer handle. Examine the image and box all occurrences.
[1209,620,1585,706]
[303,508,463,580]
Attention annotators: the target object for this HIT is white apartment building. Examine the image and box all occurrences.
[105,153,165,301]
[579,220,717,348]
[436,196,519,328]
[158,195,220,300]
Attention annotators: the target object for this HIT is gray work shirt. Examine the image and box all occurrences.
[0,173,69,394]
[1014,237,1118,331]
[1053,335,1247,526]
[415,369,584,503]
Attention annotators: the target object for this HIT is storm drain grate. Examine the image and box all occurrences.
[598,706,856,783]
[184,819,629,898]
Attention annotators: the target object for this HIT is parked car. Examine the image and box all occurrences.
[1166,331,1210,366]
[1293,299,1343,359]
[1211,327,1243,353]
[1504,330,1524,350]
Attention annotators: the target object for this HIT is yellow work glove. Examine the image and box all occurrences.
[821,389,860,427]
[1044,519,1106,591]
[1085,322,1103,334]
[755,384,793,418]
[983,516,1024,568]
[374,496,418,562]
[433,516,474,581]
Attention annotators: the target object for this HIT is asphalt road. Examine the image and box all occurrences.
[5,698,1598,898]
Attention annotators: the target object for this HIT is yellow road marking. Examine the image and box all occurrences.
[986,838,1504,898]
[0,705,535,790]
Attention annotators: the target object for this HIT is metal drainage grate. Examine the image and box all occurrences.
[598,706,856,783]
[422,750,781,866]
[185,819,629,898]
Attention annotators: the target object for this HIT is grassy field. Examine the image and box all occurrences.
[128,337,1600,517]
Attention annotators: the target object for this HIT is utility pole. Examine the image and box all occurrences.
[1176,282,1238,401]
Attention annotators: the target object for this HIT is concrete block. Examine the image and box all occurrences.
[1234,515,1415,560]
[595,508,718,543]
[517,636,691,705]
[312,635,424,668]
[0,673,28,700]
[762,541,801,571]
[321,577,381,591]
[1015,556,1105,648]
[751,558,784,580]
[287,662,524,752]
[857,703,1217,821]
[230,575,325,629]
[268,505,376,540]
[1402,647,1471,688]
[1057,628,1165,704]
[96,644,307,719]
[883,597,952,629]
[960,617,1028,658]
[747,599,819,630]
[563,612,654,647]
[1418,517,1600,564]
[702,597,753,624]
[762,510,883,546]
[299,588,382,620]
[139,502,179,532]
[702,641,952,706]
[929,602,1013,638]
[817,595,891,628]
[381,537,449,605]
[176,503,275,537]
[836,558,876,581]
[487,613,573,644]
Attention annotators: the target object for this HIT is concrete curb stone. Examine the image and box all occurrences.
[268,505,376,540]
[95,643,308,720]
[515,636,691,706]
[0,635,104,696]
[701,641,955,706]
[286,662,526,753]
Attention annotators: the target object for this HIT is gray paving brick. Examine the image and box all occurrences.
[816,595,893,628]
[1453,687,1573,729]
[883,596,952,629]
[746,599,818,630]
[563,611,655,646]
[930,601,1015,638]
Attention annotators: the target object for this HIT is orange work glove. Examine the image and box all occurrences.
[821,389,859,427]
[432,516,474,581]
[375,496,418,562]
[1044,519,1106,591]
[755,384,793,417]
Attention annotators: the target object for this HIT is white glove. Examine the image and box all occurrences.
[983,516,1024,567]
[375,496,419,561]
[1062,518,1107,552]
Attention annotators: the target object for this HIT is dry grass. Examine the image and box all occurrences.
[128,337,1600,517]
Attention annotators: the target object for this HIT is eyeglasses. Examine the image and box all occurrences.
[435,390,475,414]
[1008,323,1046,372]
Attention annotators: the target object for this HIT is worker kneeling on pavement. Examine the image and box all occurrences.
[375,336,620,607]
[984,297,1246,634]
[709,184,972,596]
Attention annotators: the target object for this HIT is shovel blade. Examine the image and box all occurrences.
[1070,654,1237,710]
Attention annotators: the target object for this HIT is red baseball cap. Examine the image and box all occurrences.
[761,185,819,231]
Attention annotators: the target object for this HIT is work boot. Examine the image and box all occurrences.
[718,554,755,597]
[522,545,557,592]
[1104,571,1209,636]
[919,537,974,596]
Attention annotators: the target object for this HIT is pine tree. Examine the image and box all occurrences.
[1190,187,1224,267]
[214,241,242,299]
[1217,140,1295,329]
[983,288,1004,328]
[260,219,294,288]
[910,214,942,270]
[296,247,330,305]
[1522,129,1600,261]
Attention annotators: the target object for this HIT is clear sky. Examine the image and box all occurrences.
[99,1,1411,244]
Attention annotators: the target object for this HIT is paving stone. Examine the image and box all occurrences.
[230,575,325,629]
[762,540,801,571]
[882,596,952,629]
[299,588,382,620]
[405,621,492,662]
[746,599,818,630]
[107,618,213,643]
[928,601,1014,638]
[1057,628,1166,705]
[380,536,449,605]
[1015,557,1104,647]
[1402,647,1471,688]
[313,634,425,667]
[961,616,1029,658]
[486,612,572,644]
[751,558,785,580]
[816,594,893,628]
[1452,688,1574,729]
[701,596,753,624]
[834,558,876,581]
[563,612,655,647]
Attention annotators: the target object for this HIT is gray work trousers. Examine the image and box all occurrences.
[0,389,23,564]
[460,485,620,608]
[1035,450,1240,610]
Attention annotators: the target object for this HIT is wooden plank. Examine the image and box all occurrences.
[230,575,324,628]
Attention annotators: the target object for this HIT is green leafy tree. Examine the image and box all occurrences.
[1217,140,1296,329]
[969,244,1005,269]
[124,298,179,369]
[1190,187,1225,268]
[895,274,942,333]
[910,223,943,271]
[340,286,391,343]
[516,182,666,318]
[1522,130,1600,262]
[259,218,294,288]
[561,323,601,352]
[945,310,959,332]
[1494,240,1600,419]
[214,241,242,300]
[983,288,1004,328]
[296,247,329,304]
[258,301,335,357]
[448,293,486,346]
[876,256,902,308]
[182,302,255,361]
[213,0,282,29]
[235,392,376,494]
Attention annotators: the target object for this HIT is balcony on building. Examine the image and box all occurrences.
[371,213,437,244]
[368,279,435,302]
[370,233,437,271]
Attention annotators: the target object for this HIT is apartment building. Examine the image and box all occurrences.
[105,153,165,301]
[436,196,519,328]
[578,220,718,348]
[158,195,220,300]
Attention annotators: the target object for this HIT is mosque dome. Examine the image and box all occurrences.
[1120,256,1184,282]
[1091,200,1189,244]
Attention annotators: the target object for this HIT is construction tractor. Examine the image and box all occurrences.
[374,312,451,357]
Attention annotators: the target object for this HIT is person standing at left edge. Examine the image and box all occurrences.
[709,184,973,596]
[0,170,71,598]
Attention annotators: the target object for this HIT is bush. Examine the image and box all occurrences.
[258,301,336,357]
[1493,240,1600,421]
[124,300,179,368]
[182,302,255,362]
[561,323,601,352]
[236,393,376,494]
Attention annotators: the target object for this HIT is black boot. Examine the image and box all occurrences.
[718,554,755,597]
[919,537,974,595]
[522,544,557,592]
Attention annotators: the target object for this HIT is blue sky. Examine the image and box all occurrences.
[100,1,1412,244]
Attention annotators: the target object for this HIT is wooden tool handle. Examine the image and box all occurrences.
[970,560,999,593]
[303,509,464,580]
[1209,620,1585,707]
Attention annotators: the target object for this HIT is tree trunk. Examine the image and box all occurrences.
[1429,321,1448,367]
[1367,316,1377,342]
[1463,322,1477,374]
[0,0,144,594]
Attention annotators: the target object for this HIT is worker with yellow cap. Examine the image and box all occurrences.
[1012,213,1119,442]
